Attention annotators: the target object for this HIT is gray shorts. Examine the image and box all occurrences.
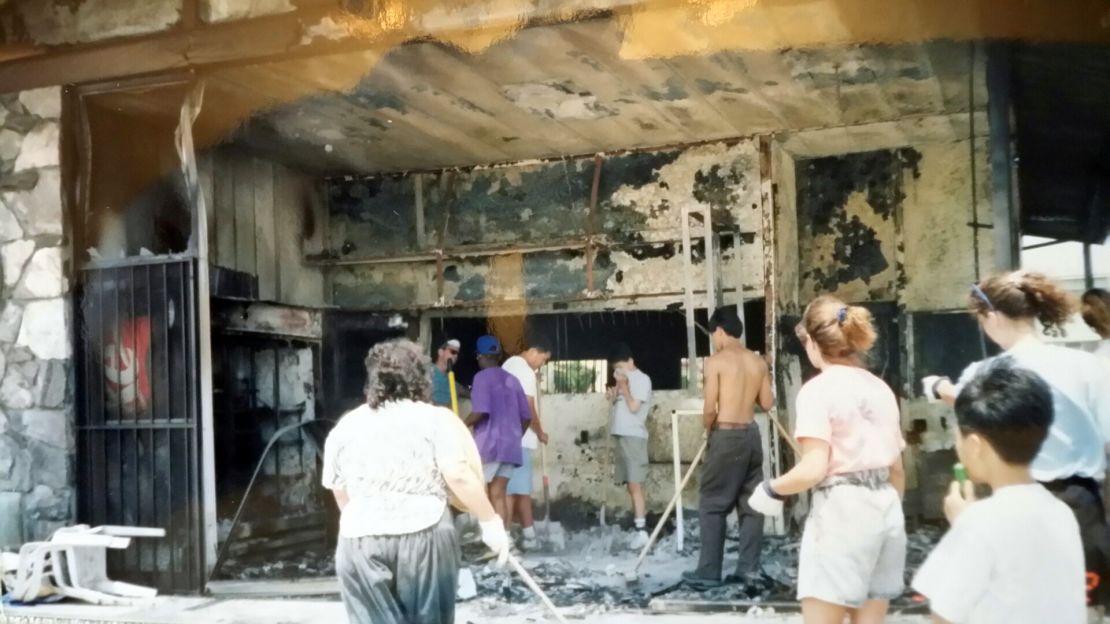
[797,469,906,607]
[482,462,516,482]
[614,435,648,485]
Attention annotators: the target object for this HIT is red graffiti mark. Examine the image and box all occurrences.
[1087,571,1100,605]
[104,317,152,417]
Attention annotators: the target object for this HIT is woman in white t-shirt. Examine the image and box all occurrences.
[924,272,1110,608]
[322,339,510,624]
[749,295,906,624]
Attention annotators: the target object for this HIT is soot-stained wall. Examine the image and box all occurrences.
[323,140,763,310]
[784,140,993,520]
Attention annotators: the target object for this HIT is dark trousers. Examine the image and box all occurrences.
[694,425,765,580]
[1044,477,1110,608]
[336,509,460,624]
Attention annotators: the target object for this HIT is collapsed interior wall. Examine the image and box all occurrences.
[0,87,75,549]
[319,139,775,520]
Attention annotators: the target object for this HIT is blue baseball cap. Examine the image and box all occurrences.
[476,335,502,355]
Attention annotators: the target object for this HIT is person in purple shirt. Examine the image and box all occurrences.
[465,335,531,531]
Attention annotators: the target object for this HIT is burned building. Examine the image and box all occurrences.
[0,0,1106,599]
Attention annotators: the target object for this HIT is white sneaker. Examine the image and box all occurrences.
[629,530,650,550]
[521,536,540,550]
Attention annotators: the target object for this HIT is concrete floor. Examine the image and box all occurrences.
[2,598,932,624]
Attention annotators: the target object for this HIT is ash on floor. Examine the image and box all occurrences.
[220,511,944,618]
[459,517,944,617]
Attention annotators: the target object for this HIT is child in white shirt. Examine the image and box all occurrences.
[913,359,1085,623]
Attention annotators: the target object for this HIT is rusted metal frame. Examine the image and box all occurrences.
[346,286,742,315]
[758,136,785,536]
[585,154,603,294]
[414,174,427,249]
[680,204,699,393]
[434,173,458,306]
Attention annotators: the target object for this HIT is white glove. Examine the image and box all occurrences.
[748,481,784,517]
[921,375,949,403]
[479,516,511,568]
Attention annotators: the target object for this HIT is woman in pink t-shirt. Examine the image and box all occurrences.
[749,295,907,624]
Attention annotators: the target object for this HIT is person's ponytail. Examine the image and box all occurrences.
[800,296,877,360]
[975,272,1077,336]
[840,305,877,354]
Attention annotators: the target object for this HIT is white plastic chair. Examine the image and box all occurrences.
[48,525,165,605]
[7,541,65,602]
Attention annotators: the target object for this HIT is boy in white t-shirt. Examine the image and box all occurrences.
[913,359,1086,624]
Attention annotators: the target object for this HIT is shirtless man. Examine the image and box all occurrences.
[683,305,774,590]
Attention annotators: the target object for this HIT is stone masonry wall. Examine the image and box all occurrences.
[0,87,74,549]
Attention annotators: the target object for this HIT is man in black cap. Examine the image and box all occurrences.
[683,305,774,590]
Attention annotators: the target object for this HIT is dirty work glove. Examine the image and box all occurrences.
[748,481,785,517]
[479,516,511,568]
[921,375,950,403]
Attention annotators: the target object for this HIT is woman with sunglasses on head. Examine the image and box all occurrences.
[922,271,1110,609]
[748,295,907,624]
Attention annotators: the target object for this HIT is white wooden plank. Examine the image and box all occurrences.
[214,148,236,268]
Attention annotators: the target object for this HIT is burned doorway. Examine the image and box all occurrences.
[75,260,204,591]
[208,302,331,578]
[71,77,208,593]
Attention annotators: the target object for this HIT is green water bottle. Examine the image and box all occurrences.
[953,463,968,484]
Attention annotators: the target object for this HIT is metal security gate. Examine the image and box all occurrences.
[75,257,204,593]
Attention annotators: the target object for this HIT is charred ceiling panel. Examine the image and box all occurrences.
[796,148,920,302]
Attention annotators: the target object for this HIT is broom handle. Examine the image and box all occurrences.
[632,438,708,573]
[508,554,570,624]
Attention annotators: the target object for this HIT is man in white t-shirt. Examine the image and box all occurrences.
[501,336,553,550]
[606,343,653,549]
[914,359,1086,623]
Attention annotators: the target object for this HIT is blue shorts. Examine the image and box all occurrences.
[507,448,533,496]
[482,462,516,482]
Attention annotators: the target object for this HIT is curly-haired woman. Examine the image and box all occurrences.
[322,339,509,624]
[1082,288,1110,361]
[923,271,1110,609]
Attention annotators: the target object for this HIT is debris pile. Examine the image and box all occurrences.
[223,550,336,580]
[223,509,945,616]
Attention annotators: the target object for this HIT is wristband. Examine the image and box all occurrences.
[763,480,785,501]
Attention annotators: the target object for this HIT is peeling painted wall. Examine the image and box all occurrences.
[784,139,992,520]
[325,140,763,310]
[535,390,782,515]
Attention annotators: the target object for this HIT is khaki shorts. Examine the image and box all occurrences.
[614,435,648,485]
[797,470,906,607]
